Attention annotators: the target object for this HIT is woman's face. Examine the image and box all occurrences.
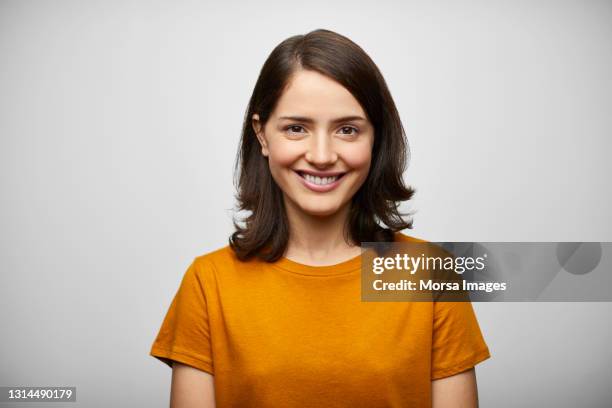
[252,69,375,218]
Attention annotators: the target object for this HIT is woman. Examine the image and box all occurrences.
[150,28,490,407]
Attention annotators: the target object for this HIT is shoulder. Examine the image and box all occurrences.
[191,244,258,276]
[393,231,428,243]
[194,244,236,265]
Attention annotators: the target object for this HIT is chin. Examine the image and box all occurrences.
[298,202,343,218]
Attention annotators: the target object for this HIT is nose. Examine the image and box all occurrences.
[304,133,338,167]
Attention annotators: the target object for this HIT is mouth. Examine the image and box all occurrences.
[294,170,347,192]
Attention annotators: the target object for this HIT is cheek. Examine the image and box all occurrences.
[267,141,302,168]
[339,142,372,170]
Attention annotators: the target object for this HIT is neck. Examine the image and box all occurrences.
[283,196,361,265]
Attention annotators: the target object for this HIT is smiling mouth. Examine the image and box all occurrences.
[295,171,346,186]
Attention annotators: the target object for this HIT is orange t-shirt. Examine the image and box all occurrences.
[150,232,491,407]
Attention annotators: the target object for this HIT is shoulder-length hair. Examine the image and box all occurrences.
[229,28,415,262]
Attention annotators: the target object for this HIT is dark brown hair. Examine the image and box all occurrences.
[229,28,415,262]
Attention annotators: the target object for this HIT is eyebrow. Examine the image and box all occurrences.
[277,115,367,124]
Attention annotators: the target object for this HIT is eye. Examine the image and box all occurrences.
[285,125,306,135]
[338,126,359,136]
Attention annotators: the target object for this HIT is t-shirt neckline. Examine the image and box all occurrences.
[267,232,416,277]
[271,251,363,277]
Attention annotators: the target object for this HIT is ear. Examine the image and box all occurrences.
[251,113,269,157]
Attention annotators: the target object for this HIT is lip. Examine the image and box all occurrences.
[295,169,346,177]
[294,170,347,193]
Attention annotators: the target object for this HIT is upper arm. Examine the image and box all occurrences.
[170,362,216,408]
[431,301,490,380]
[432,368,478,408]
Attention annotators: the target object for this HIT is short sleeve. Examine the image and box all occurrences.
[431,301,490,380]
[149,258,214,375]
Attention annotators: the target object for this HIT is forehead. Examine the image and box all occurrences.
[272,70,367,120]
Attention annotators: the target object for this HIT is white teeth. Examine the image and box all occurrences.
[303,174,340,185]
